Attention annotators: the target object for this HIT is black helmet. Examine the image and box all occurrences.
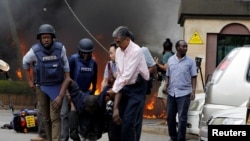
[78,38,94,53]
[37,24,56,39]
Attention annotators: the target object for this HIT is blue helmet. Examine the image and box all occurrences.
[78,38,94,53]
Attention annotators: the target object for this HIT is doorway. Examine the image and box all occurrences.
[205,23,250,82]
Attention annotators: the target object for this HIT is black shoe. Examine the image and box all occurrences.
[70,129,80,141]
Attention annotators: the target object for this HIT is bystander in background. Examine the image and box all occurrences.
[154,38,174,125]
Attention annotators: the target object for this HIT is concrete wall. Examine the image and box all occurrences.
[0,94,36,109]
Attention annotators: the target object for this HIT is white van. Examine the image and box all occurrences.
[198,47,250,139]
[202,47,250,123]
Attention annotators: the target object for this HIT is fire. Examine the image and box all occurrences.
[144,93,157,118]
[94,89,100,95]
[146,97,155,110]
[19,38,28,56]
[16,68,22,80]
[89,83,100,95]
[143,92,167,119]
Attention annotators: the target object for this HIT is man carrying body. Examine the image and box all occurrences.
[107,26,149,141]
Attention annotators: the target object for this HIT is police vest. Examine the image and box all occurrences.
[32,42,64,86]
[70,54,95,91]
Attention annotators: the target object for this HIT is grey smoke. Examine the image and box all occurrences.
[0,0,182,81]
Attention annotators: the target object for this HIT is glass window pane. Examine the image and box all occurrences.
[216,34,250,66]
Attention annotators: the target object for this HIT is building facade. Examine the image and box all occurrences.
[178,0,250,92]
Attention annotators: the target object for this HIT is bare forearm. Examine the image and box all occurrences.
[58,77,72,98]
[191,76,197,92]
[148,65,157,74]
[25,69,34,87]
[113,93,122,109]
[157,63,167,71]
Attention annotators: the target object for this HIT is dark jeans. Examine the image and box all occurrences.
[135,95,146,141]
[111,79,147,141]
[167,94,191,141]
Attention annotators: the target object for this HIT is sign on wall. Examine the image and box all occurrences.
[189,31,203,44]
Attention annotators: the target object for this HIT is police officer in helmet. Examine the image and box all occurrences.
[37,24,56,49]
[78,38,94,61]
[23,24,70,141]
[60,38,98,141]
[69,38,98,94]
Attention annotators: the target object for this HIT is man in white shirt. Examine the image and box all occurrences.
[107,26,149,141]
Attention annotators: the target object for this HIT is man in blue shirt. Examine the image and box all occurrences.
[164,40,197,141]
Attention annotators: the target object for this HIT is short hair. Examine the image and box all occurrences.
[112,26,131,39]
[109,41,118,49]
[175,40,185,48]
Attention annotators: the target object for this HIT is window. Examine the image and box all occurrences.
[216,34,250,66]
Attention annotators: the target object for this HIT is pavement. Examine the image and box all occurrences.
[142,118,199,140]
[0,108,199,141]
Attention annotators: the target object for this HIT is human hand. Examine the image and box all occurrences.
[154,57,159,63]
[190,93,195,100]
[107,89,115,99]
[52,96,62,111]
[105,95,111,102]
[162,83,168,94]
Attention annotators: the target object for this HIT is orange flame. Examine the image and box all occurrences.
[143,92,166,119]
[16,68,22,80]
[146,97,155,110]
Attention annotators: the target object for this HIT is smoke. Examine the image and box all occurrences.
[0,0,182,82]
